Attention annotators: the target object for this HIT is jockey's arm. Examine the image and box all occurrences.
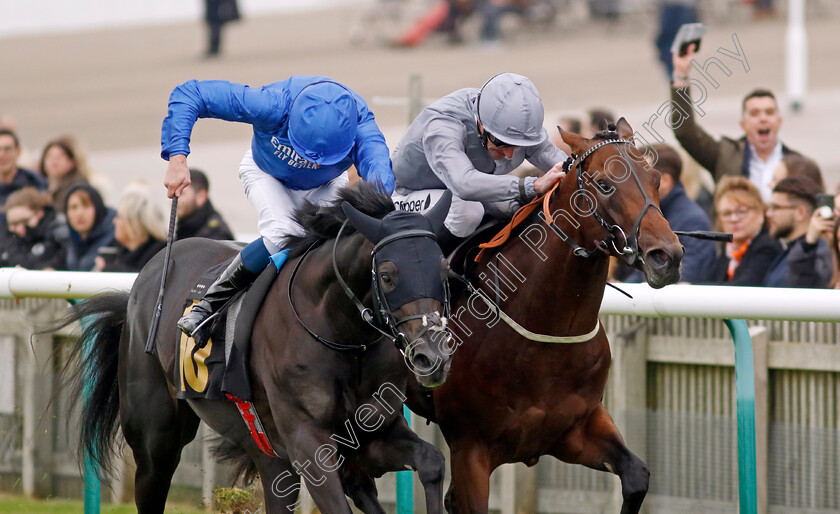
[160,80,289,197]
[353,105,395,195]
[424,120,537,204]
[160,79,287,161]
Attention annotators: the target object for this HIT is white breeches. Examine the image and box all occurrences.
[239,150,349,253]
[391,189,484,237]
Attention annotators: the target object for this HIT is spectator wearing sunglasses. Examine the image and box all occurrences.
[390,73,567,250]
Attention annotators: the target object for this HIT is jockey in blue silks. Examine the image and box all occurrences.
[161,76,394,347]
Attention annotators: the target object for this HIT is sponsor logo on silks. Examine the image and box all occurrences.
[394,193,432,213]
[271,136,319,169]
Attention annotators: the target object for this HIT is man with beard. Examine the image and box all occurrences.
[763,175,833,288]
[175,168,234,241]
[669,45,803,202]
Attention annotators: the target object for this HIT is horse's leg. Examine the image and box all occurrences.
[284,428,354,514]
[355,419,445,514]
[446,440,492,514]
[554,405,649,514]
[249,453,307,513]
[341,461,386,514]
[120,323,202,514]
[121,396,201,513]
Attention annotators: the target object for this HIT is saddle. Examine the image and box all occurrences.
[447,221,505,284]
[175,257,280,402]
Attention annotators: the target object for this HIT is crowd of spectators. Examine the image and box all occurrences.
[2,40,838,291]
[609,43,839,289]
[0,127,235,274]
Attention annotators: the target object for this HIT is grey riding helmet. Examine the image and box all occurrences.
[476,72,546,147]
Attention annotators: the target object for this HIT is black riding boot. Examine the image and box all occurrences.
[177,254,258,347]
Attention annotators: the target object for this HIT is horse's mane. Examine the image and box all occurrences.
[591,127,621,141]
[284,182,395,259]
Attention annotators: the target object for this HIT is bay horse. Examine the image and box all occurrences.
[47,184,456,513]
[407,118,684,513]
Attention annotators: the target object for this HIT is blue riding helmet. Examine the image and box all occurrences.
[288,81,359,166]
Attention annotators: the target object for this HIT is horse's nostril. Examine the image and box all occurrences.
[412,353,433,371]
[647,249,670,268]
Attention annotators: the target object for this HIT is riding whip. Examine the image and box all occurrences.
[145,196,178,354]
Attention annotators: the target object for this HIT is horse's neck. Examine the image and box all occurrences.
[312,235,377,336]
[479,196,610,333]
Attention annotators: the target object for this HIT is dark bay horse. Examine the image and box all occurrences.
[407,119,684,513]
[47,184,456,513]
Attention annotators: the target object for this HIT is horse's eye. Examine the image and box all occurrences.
[596,179,615,195]
[378,262,398,292]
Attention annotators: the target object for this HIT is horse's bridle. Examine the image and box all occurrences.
[559,137,662,267]
[365,227,453,358]
[288,220,452,355]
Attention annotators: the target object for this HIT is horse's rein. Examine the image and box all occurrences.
[287,221,451,354]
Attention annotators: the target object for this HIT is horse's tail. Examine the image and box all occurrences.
[41,291,129,479]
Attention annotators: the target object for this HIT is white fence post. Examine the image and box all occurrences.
[499,462,536,514]
[607,320,649,511]
[22,302,55,498]
[110,442,136,502]
[751,325,769,514]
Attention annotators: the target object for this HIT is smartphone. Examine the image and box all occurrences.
[671,23,707,57]
[816,193,835,220]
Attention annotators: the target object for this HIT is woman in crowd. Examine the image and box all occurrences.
[94,182,166,272]
[0,187,68,269]
[39,136,92,213]
[709,176,782,285]
[64,184,115,271]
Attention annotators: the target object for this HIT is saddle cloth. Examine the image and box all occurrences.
[174,258,279,402]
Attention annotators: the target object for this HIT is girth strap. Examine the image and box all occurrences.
[226,393,282,458]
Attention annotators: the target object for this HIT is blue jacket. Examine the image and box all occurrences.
[762,236,833,288]
[65,208,116,272]
[624,182,715,283]
[161,77,394,192]
[660,183,716,283]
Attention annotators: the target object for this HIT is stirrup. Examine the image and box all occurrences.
[178,305,214,347]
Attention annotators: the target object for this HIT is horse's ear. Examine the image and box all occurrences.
[559,126,587,154]
[342,202,383,243]
[615,117,634,140]
[424,190,452,237]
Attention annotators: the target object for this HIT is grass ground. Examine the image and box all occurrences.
[0,493,206,513]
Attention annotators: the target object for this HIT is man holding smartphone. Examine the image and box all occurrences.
[669,43,804,203]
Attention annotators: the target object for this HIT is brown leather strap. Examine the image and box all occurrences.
[475,180,561,262]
